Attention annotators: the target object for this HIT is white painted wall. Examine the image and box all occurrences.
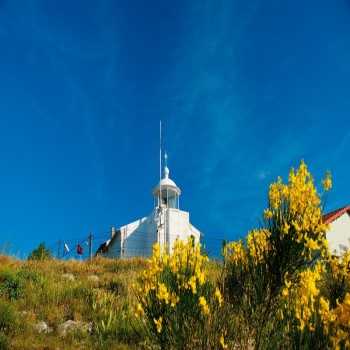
[326,212,350,255]
[166,208,200,252]
[123,216,157,257]
[102,207,201,258]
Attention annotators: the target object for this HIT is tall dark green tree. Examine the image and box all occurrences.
[28,243,52,261]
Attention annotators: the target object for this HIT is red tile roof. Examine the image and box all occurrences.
[323,205,350,224]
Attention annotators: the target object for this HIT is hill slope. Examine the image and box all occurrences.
[0,255,147,350]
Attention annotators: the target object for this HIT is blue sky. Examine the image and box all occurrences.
[0,0,350,257]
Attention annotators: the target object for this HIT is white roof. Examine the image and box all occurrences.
[158,177,177,188]
[153,166,181,195]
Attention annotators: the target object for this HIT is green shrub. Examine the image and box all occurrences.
[17,268,43,284]
[107,279,126,296]
[0,300,16,334]
[0,269,24,300]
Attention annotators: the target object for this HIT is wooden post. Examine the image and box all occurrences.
[57,240,61,259]
[88,233,93,262]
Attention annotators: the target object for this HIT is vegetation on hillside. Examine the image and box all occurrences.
[1,161,349,349]
[0,256,149,349]
[28,242,52,261]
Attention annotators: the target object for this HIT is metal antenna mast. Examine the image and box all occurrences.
[158,121,163,245]
[159,120,162,185]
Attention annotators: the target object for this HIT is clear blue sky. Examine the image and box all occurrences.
[0,0,350,257]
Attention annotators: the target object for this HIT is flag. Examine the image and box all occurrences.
[77,244,83,255]
[64,243,70,253]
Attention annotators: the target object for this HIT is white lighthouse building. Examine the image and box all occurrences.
[96,162,201,258]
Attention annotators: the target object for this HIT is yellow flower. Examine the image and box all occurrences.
[322,171,332,191]
[197,271,205,285]
[157,283,170,304]
[170,293,179,307]
[247,229,271,264]
[224,241,247,265]
[264,209,273,220]
[291,265,321,331]
[282,288,289,298]
[199,296,209,315]
[135,303,144,318]
[282,222,290,235]
[153,316,163,333]
[305,238,318,251]
[188,276,197,294]
[220,335,228,349]
[282,274,291,299]
[215,288,223,306]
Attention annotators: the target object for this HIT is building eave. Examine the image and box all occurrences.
[323,205,350,224]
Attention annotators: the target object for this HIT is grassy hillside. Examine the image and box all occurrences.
[0,255,154,350]
[2,162,346,349]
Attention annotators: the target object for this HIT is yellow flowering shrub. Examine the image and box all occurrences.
[247,229,271,264]
[267,161,329,256]
[223,241,247,266]
[277,252,350,349]
[131,161,344,349]
[282,263,323,332]
[223,161,332,348]
[329,293,350,348]
[314,252,350,348]
[325,252,350,306]
[136,238,227,349]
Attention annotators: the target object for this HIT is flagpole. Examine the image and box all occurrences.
[88,233,93,262]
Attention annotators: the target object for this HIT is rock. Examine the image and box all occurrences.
[61,273,75,281]
[57,320,92,337]
[34,321,52,334]
[87,275,99,283]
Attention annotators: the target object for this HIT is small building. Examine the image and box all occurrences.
[97,164,201,258]
[324,205,350,255]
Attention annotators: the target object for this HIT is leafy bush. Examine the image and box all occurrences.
[107,279,126,296]
[0,267,48,303]
[0,269,24,300]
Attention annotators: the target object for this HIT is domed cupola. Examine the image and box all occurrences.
[153,165,181,209]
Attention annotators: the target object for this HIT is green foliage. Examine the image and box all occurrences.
[0,267,45,302]
[0,300,17,334]
[91,290,142,345]
[0,255,149,349]
[0,269,24,300]
[0,333,9,350]
[107,279,126,296]
[28,242,52,261]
